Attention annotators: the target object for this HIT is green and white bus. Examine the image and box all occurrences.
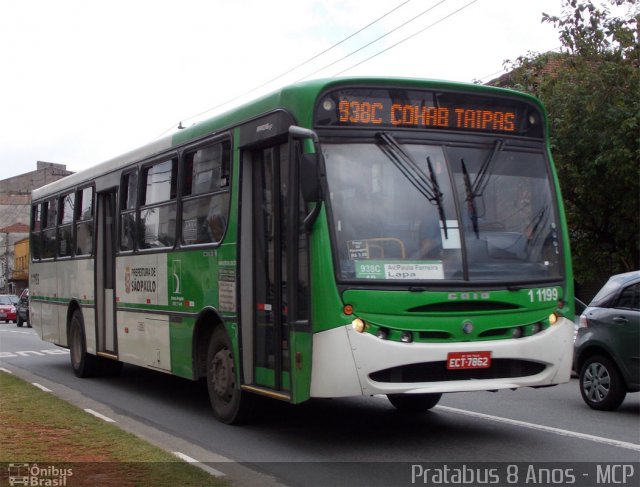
[29,78,575,423]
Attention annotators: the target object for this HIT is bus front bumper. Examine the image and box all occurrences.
[310,317,573,398]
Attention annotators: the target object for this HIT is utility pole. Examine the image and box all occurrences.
[4,232,8,293]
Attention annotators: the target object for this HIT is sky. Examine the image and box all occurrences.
[0,0,565,181]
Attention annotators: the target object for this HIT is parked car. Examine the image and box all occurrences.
[17,289,30,328]
[573,271,640,410]
[0,294,17,323]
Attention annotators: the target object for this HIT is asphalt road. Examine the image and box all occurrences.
[1,320,639,486]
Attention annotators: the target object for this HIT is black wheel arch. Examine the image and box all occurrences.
[192,306,229,379]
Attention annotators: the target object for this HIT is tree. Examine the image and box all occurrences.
[497,0,639,290]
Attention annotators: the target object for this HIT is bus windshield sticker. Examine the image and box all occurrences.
[347,240,370,260]
[441,220,461,249]
[355,260,444,280]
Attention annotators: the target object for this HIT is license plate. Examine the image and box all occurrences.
[447,351,491,370]
[0,313,6,318]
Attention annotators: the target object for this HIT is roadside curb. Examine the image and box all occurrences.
[0,362,287,487]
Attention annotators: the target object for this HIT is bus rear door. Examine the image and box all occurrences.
[95,189,118,358]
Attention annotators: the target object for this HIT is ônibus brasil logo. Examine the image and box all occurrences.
[7,463,73,486]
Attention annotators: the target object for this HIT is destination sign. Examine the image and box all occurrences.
[314,87,543,138]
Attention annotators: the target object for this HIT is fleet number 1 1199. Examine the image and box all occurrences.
[528,287,559,303]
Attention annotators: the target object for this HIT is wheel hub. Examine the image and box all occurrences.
[212,348,234,399]
[584,363,610,402]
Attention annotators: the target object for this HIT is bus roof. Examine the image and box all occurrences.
[32,77,540,201]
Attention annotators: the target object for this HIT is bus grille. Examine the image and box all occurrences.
[369,359,545,383]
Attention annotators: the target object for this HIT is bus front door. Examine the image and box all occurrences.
[95,190,118,357]
[241,141,310,401]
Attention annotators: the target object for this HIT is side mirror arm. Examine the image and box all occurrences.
[289,125,323,232]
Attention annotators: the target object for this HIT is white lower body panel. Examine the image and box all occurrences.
[310,317,574,397]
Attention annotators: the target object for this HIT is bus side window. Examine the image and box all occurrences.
[57,192,75,257]
[30,203,42,261]
[75,186,94,256]
[119,171,137,251]
[139,158,178,249]
[42,198,57,259]
[181,140,231,245]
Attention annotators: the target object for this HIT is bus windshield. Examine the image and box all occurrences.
[323,139,562,283]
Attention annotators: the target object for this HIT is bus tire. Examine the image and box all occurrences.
[579,355,626,411]
[206,326,251,424]
[69,309,98,378]
[387,393,442,412]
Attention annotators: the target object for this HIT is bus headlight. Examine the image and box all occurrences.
[549,313,558,325]
[351,318,366,333]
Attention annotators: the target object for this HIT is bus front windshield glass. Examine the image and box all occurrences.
[322,140,562,282]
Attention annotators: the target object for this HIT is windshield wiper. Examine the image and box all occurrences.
[461,158,479,238]
[426,156,447,238]
[377,132,448,238]
[524,206,548,248]
[460,139,505,239]
[471,139,504,196]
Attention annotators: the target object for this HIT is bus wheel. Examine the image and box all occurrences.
[69,310,98,378]
[387,393,442,412]
[206,327,251,424]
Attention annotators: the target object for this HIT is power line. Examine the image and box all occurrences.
[297,0,449,82]
[333,0,481,77]
[155,0,414,139]
[243,0,414,93]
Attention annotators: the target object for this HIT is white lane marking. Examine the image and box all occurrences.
[0,367,12,374]
[173,452,227,477]
[0,329,37,335]
[0,349,69,358]
[437,405,640,452]
[84,408,116,423]
[32,382,52,392]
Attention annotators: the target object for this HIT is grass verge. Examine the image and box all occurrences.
[0,371,228,486]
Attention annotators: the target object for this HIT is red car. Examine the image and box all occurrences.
[0,294,17,323]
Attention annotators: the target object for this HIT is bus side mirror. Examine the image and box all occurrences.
[300,153,320,202]
[289,125,322,203]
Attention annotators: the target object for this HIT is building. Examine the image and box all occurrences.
[12,237,30,295]
[0,161,73,293]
